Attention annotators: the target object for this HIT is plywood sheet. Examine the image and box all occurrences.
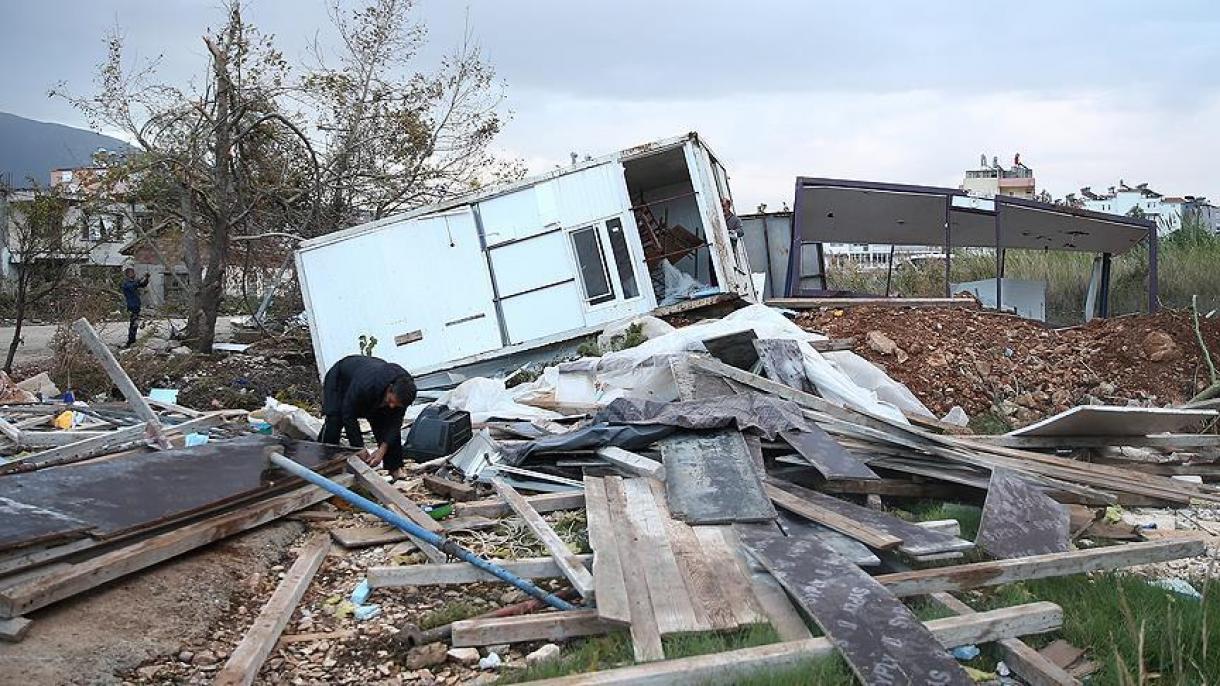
[0,436,349,550]
[1008,406,1217,438]
[976,468,1070,559]
[662,430,776,524]
[780,427,879,481]
[739,526,972,686]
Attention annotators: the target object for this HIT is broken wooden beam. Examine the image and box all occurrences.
[347,456,446,564]
[71,317,171,449]
[213,533,331,686]
[594,446,663,479]
[451,609,617,647]
[763,483,901,550]
[493,479,594,598]
[422,473,478,501]
[930,592,1080,686]
[875,539,1206,598]
[458,492,585,518]
[765,297,978,309]
[514,602,1063,686]
[366,555,594,588]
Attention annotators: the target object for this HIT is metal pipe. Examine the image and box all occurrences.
[267,451,575,611]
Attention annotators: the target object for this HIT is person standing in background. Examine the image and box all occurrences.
[121,267,150,348]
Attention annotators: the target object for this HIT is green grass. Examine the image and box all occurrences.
[827,227,1220,326]
[899,501,984,540]
[962,573,1219,685]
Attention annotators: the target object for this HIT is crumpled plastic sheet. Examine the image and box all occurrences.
[436,377,562,423]
[582,304,930,423]
[595,393,812,441]
[256,396,323,440]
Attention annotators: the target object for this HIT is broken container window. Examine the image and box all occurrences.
[571,225,615,305]
[605,218,639,299]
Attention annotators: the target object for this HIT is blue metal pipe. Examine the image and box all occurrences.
[268,452,575,611]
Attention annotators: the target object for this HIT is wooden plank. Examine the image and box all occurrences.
[740,526,973,686]
[669,356,735,401]
[0,418,22,443]
[451,609,618,647]
[691,526,768,626]
[619,477,707,634]
[931,592,1080,686]
[780,427,879,481]
[144,396,204,417]
[367,555,593,588]
[0,616,31,642]
[602,476,664,662]
[513,602,1063,686]
[458,491,585,518]
[808,337,856,353]
[765,296,977,309]
[767,513,881,567]
[0,538,97,578]
[690,356,1210,505]
[0,477,350,618]
[976,468,1070,559]
[661,430,776,524]
[71,318,171,449]
[493,479,594,598]
[213,533,331,686]
[347,456,446,564]
[422,473,478,501]
[595,446,663,479]
[766,478,973,555]
[875,539,1206,598]
[658,506,736,631]
[764,483,901,550]
[328,517,500,549]
[583,477,630,625]
[11,411,234,468]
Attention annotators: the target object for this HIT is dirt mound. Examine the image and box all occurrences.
[798,305,1220,426]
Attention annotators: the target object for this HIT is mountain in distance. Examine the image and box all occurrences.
[0,111,130,188]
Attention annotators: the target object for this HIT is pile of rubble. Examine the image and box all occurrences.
[797,304,1220,424]
[3,307,1220,685]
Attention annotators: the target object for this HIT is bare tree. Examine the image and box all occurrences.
[305,0,522,229]
[57,3,320,352]
[3,189,89,371]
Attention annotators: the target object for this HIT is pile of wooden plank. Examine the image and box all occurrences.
[354,339,1217,684]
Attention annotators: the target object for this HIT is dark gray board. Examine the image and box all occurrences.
[976,468,1071,559]
[754,338,815,393]
[739,526,972,686]
[781,427,879,481]
[0,435,349,549]
[702,330,761,370]
[661,430,777,524]
[767,478,974,556]
[0,497,90,549]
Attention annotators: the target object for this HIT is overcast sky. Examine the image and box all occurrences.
[4,0,1218,209]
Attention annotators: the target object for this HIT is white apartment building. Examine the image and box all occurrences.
[1079,182,1219,235]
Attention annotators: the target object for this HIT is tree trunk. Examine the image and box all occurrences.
[195,30,237,353]
[180,188,205,343]
[4,271,28,373]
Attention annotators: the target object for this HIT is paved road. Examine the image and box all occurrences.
[0,317,239,366]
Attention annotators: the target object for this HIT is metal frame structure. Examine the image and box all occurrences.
[784,177,1159,316]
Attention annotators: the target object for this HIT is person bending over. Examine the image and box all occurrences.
[318,355,416,479]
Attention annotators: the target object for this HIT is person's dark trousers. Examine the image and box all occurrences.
[318,414,364,449]
[126,308,140,347]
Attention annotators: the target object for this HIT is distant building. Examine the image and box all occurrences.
[962,153,1036,199]
[1078,181,1219,235]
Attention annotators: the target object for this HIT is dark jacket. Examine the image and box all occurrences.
[121,274,149,311]
[321,355,413,464]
